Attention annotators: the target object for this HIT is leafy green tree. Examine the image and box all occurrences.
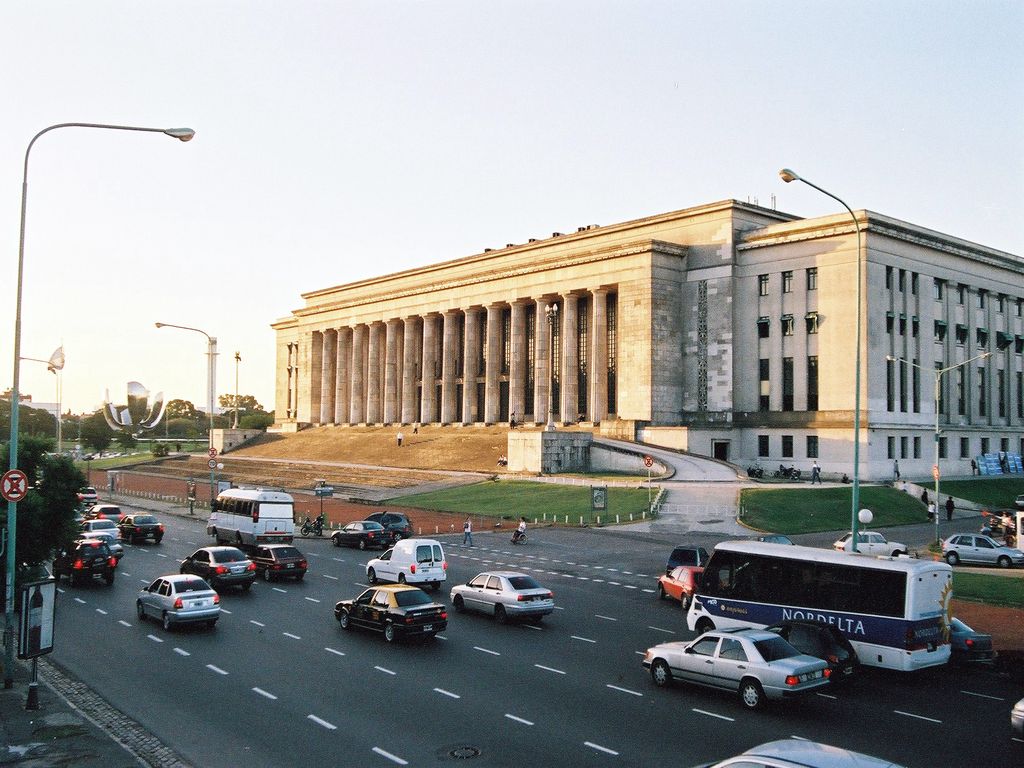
[218,394,265,414]
[240,413,274,429]
[14,454,84,565]
[79,410,113,453]
[0,434,55,485]
[115,431,138,453]
[0,397,60,437]
[166,399,199,420]
[167,418,200,438]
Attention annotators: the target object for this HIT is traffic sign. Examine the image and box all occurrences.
[207,459,217,470]
[208,448,218,458]
[1,469,29,502]
[932,464,940,481]
[643,455,654,468]
[314,486,334,497]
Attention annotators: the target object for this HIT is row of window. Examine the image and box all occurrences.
[758,356,817,412]
[887,435,1024,461]
[885,359,1024,419]
[887,267,1024,316]
[889,314,1024,351]
[757,434,819,459]
[757,313,818,338]
[758,268,817,296]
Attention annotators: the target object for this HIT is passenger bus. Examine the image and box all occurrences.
[207,488,295,548]
[685,541,953,671]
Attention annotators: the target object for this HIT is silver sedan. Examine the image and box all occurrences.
[137,574,220,631]
[450,571,554,624]
[942,533,1024,568]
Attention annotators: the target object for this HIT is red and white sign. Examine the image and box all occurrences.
[1,469,29,502]
[643,455,654,468]
[932,464,940,481]
[208,448,218,458]
[207,459,217,470]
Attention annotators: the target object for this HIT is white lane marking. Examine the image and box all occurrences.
[156,553,168,558]
[647,625,675,634]
[641,588,656,594]
[605,568,618,572]
[375,666,396,675]
[895,710,942,724]
[57,588,66,594]
[522,623,542,631]
[608,581,621,586]
[74,598,86,605]
[220,609,232,615]
[534,664,565,675]
[96,609,108,615]
[576,577,590,581]
[304,597,321,603]
[325,647,346,657]
[584,742,618,756]
[592,566,604,570]
[563,575,575,579]
[372,746,407,765]
[435,634,448,640]
[250,620,266,627]
[147,634,164,643]
[553,606,565,610]
[474,646,501,656]
[434,688,460,699]
[332,557,345,562]
[308,714,337,730]
[307,552,322,557]
[505,713,534,725]
[595,614,617,621]
[173,648,190,657]
[566,561,577,566]
[962,690,1004,701]
[624,585,638,590]
[591,579,605,583]
[693,708,734,721]
[606,684,643,697]
[206,664,228,675]
[323,574,339,580]
[571,635,596,643]
[621,571,633,575]
[118,620,131,627]
[283,632,302,640]
[637,573,650,578]
[817,692,838,700]
[253,687,278,700]
[273,587,287,594]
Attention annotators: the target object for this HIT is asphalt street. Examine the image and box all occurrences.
[44,503,1023,768]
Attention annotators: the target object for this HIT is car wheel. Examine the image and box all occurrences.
[945,552,959,566]
[384,622,396,643]
[891,550,903,558]
[398,573,406,585]
[495,605,508,625]
[206,619,217,629]
[359,540,367,551]
[657,584,667,600]
[104,572,115,586]
[695,617,715,635]
[162,612,173,632]
[453,595,466,613]
[262,568,273,582]
[680,593,692,611]
[650,659,672,687]
[338,609,351,630]
[367,568,378,584]
[997,555,1012,568]
[136,601,146,621]
[242,582,253,592]
[739,678,765,710]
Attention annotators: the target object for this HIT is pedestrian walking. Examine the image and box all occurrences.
[893,460,901,482]
[971,458,978,476]
[463,517,474,546]
[927,502,935,522]
[413,423,419,434]
[509,411,517,430]
[811,461,821,485]
[945,496,955,521]
[397,431,404,447]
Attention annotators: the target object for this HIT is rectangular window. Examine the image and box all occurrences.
[782,435,793,458]
[933,279,945,300]
[911,317,919,338]
[806,435,818,459]
[757,317,770,339]
[1017,298,1023,317]
[911,273,918,295]
[886,358,895,411]
[886,312,895,334]
[885,266,893,289]
[759,359,770,411]
[900,436,908,459]
[979,289,987,309]
[887,435,896,460]
[782,271,793,293]
[898,270,906,291]
[1017,371,1023,419]
[805,312,819,334]
[957,285,966,305]
[757,434,769,457]
[806,267,817,291]
[977,328,988,347]
[955,324,968,345]
[981,437,990,454]
[912,360,920,413]
[807,355,818,411]
[959,437,969,459]
[1001,437,1009,453]
[997,294,1005,313]
[978,366,986,415]
[758,274,769,296]
[998,369,1006,418]
[934,321,947,342]
[899,359,907,412]
[939,437,947,459]
[781,315,794,336]
[782,357,794,411]
[956,367,966,416]
[913,436,921,459]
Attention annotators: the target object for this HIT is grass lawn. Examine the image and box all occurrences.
[391,480,652,524]
[740,485,928,534]
[937,477,1024,510]
[952,572,1024,609]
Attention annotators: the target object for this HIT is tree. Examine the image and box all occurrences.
[166,399,199,420]
[240,413,274,429]
[80,410,113,453]
[13,454,84,565]
[0,434,55,485]
[218,394,265,414]
[115,431,138,453]
[0,397,60,438]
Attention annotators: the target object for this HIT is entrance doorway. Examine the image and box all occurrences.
[712,441,729,461]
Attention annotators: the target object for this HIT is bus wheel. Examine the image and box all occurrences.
[695,617,714,635]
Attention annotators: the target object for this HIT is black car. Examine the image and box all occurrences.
[949,617,997,665]
[117,514,165,544]
[180,546,256,591]
[53,539,118,586]
[332,521,390,550]
[334,584,448,643]
[764,619,860,683]
[251,544,308,582]
[364,512,414,541]
[665,545,710,575]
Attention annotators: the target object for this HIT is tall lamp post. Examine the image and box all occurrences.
[155,323,217,502]
[6,122,193,691]
[233,351,242,428]
[887,352,990,544]
[545,303,559,431]
[19,346,65,452]
[779,168,864,545]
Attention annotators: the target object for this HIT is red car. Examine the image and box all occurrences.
[657,564,704,609]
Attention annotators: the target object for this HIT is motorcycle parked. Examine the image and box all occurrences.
[746,463,764,479]
[772,464,802,480]
[300,515,325,537]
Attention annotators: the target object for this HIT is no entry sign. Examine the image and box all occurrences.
[1,469,29,502]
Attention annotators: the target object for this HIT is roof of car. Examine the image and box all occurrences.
[160,574,214,585]
[375,584,424,593]
[732,739,903,767]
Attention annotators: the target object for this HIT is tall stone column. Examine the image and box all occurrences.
[485,304,502,424]
[534,298,551,425]
[366,322,384,423]
[420,315,438,423]
[560,294,579,424]
[509,301,527,422]
[335,327,351,424]
[319,330,337,424]
[401,317,420,424]
[589,289,608,423]
[384,319,401,424]
[307,331,323,424]
[462,309,481,424]
[441,310,459,424]
[349,324,367,424]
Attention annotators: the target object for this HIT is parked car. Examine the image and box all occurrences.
[137,574,220,631]
[334,584,447,642]
[948,617,996,665]
[450,571,555,623]
[331,520,390,550]
[764,619,860,683]
[364,511,414,541]
[665,545,710,575]
[86,504,125,522]
[251,544,307,582]
[76,487,98,505]
[699,739,907,768]
[1014,495,1024,510]
[642,628,831,710]
[180,546,257,591]
[366,538,447,590]
[117,514,164,544]
[942,533,1024,568]
[756,534,794,545]
[833,531,907,557]
[657,564,703,610]
[52,539,118,586]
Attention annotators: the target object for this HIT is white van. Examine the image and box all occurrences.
[207,488,295,548]
[366,538,447,590]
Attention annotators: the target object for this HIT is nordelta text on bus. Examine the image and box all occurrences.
[685,541,953,672]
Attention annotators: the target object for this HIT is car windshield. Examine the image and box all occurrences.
[214,549,248,563]
[753,636,801,661]
[394,590,432,607]
[272,547,303,559]
[175,577,212,593]
[508,575,542,590]
[672,548,700,565]
[362,522,384,531]
[134,515,157,524]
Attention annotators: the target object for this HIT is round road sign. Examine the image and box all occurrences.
[643,455,654,468]
[1,469,30,502]
[208,448,218,458]
[207,459,217,470]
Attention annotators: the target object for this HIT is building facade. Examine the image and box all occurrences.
[272,199,1024,479]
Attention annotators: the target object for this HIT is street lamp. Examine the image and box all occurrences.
[20,346,65,452]
[155,323,217,502]
[545,302,559,431]
[233,351,241,429]
[779,168,864,545]
[6,122,193,692]
[887,352,991,544]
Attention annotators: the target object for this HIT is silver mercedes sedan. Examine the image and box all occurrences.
[450,570,554,624]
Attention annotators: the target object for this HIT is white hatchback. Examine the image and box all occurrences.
[366,538,447,590]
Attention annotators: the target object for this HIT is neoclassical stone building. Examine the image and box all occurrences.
[272,199,1024,479]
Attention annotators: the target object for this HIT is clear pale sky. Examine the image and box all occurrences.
[3,1,1022,420]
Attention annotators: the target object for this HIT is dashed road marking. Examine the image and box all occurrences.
[96,609,108,615]
[595,614,617,621]
[206,664,228,675]
[283,632,301,640]
[434,688,460,699]
[253,687,277,700]
[505,713,534,725]
[474,646,501,656]
[325,647,346,657]
[693,708,734,721]
[606,684,643,697]
[173,648,190,657]
[323,574,339,580]
[584,741,618,756]
[308,714,337,730]
[534,664,565,675]
[962,690,1004,701]
[375,666,396,675]
[250,620,266,627]
[273,587,287,594]
[372,746,407,765]
[147,635,163,643]
[895,710,941,724]
[118,620,131,627]
[571,635,596,643]
[74,598,86,605]
[647,625,674,634]
[304,597,321,603]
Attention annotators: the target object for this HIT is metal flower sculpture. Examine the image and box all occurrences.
[103,381,166,435]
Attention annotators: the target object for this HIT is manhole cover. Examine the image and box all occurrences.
[446,745,481,759]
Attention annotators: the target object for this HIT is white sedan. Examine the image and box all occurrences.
[450,571,554,624]
[832,531,907,557]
